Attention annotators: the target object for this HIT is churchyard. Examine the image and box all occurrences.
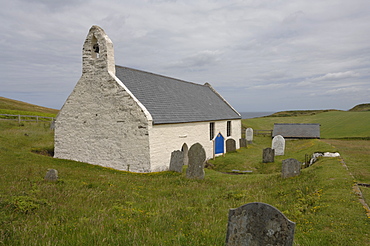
[0,105,369,245]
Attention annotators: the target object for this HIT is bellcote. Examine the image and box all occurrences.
[82,25,115,74]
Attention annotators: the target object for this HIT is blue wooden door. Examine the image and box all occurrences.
[215,133,224,154]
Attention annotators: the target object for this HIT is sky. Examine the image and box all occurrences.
[1,0,369,112]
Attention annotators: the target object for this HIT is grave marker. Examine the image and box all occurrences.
[246,128,253,144]
[272,135,285,156]
[263,148,275,163]
[282,158,301,178]
[186,143,206,179]
[226,202,295,246]
[226,139,236,152]
[169,150,184,173]
[45,169,58,181]
[239,138,247,148]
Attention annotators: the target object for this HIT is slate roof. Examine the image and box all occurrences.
[272,123,320,139]
[115,66,241,124]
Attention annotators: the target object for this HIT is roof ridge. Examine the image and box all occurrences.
[115,65,206,87]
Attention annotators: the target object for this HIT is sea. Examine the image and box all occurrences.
[240,112,275,119]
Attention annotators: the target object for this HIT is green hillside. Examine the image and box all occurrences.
[0,97,59,115]
[349,103,370,112]
[0,99,369,245]
[243,110,370,139]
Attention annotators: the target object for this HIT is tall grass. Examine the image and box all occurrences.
[0,121,369,245]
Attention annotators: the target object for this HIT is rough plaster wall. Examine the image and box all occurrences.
[54,26,151,172]
[149,119,241,172]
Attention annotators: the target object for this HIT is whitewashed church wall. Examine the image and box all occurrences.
[54,26,151,173]
[54,72,152,172]
[148,119,241,172]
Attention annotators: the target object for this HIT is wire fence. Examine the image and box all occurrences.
[0,114,55,123]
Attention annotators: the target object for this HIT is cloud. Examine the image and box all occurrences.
[168,50,223,69]
[312,71,360,81]
[1,0,370,111]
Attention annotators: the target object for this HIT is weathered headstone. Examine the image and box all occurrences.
[272,135,285,156]
[239,138,247,148]
[186,143,206,179]
[262,148,275,163]
[169,150,184,173]
[246,128,253,144]
[45,169,58,181]
[226,202,295,246]
[226,139,236,152]
[282,158,301,178]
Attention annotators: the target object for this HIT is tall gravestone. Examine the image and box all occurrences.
[226,202,295,246]
[169,150,184,173]
[226,139,236,152]
[282,158,301,178]
[186,143,206,179]
[45,169,58,181]
[246,128,253,144]
[262,148,275,163]
[272,135,285,156]
[239,138,247,148]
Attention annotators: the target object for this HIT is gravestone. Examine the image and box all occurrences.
[226,202,295,246]
[45,169,58,181]
[226,139,236,152]
[246,128,253,144]
[272,135,285,156]
[186,143,206,179]
[169,150,184,173]
[282,158,301,178]
[239,138,247,148]
[262,148,275,163]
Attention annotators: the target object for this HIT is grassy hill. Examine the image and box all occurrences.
[349,103,370,112]
[0,97,58,116]
[0,99,369,245]
[243,110,370,139]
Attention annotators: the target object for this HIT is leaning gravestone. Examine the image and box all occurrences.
[262,148,275,163]
[186,143,206,179]
[169,150,184,173]
[282,158,301,178]
[226,139,236,152]
[246,128,253,144]
[272,135,285,156]
[239,138,247,148]
[226,202,295,246]
[45,169,58,181]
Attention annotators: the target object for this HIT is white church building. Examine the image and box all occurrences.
[54,26,242,173]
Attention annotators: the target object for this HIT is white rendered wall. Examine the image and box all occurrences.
[54,26,152,172]
[149,119,241,172]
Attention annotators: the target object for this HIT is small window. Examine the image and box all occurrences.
[210,122,215,140]
[227,121,231,136]
[91,35,99,58]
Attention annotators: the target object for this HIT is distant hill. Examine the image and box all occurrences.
[0,97,59,115]
[349,103,370,112]
[266,109,341,117]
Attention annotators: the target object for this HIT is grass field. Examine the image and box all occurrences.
[243,110,370,139]
[0,99,369,245]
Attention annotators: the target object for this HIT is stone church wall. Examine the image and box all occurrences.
[54,26,151,172]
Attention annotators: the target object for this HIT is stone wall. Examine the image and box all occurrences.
[54,26,151,172]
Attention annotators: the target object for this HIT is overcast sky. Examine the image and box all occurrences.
[1,0,369,112]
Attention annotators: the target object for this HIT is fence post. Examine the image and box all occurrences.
[18,115,21,124]
[36,116,39,123]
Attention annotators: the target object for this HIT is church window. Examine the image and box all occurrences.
[210,122,215,140]
[227,121,231,136]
